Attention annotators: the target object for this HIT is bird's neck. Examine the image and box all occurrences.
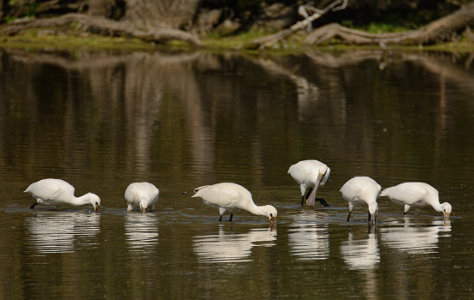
[433,201,449,213]
[246,203,267,217]
[430,196,443,212]
[368,201,378,215]
[70,194,91,206]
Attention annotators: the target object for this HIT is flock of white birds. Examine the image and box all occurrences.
[24,159,452,225]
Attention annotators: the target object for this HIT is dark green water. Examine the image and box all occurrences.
[0,49,473,299]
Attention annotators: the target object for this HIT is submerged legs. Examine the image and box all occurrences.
[219,212,233,222]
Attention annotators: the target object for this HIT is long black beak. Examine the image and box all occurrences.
[368,211,377,225]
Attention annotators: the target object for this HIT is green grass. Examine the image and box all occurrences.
[365,23,412,33]
[0,27,473,54]
[0,31,158,51]
[202,30,270,49]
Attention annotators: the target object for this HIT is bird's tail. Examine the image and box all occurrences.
[24,184,32,193]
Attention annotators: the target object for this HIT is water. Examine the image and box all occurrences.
[0,48,473,299]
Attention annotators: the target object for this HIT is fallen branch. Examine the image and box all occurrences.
[305,1,474,46]
[240,0,347,50]
[0,13,202,46]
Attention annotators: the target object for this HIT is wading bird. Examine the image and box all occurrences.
[25,178,100,212]
[125,182,159,213]
[380,182,452,220]
[192,182,277,226]
[288,160,331,207]
[340,176,381,224]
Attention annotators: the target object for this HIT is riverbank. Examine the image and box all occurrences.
[1,29,473,54]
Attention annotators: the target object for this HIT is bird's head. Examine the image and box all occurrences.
[139,199,149,214]
[368,202,378,224]
[87,193,101,212]
[262,205,278,226]
[442,202,452,220]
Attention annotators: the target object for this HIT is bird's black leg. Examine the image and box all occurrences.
[301,188,312,206]
[228,213,233,222]
[219,215,223,222]
[346,211,352,222]
[316,198,330,207]
[30,202,38,210]
[368,211,371,222]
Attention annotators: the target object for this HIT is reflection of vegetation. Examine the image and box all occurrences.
[0,49,472,298]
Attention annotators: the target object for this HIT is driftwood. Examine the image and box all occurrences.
[240,0,348,50]
[0,13,202,46]
[305,2,474,46]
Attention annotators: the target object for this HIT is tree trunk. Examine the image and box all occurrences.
[305,1,474,46]
[0,0,202,46]
[0,13,202,46]
[123,0,199,29]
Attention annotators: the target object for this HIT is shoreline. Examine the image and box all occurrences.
[1,30,473,54]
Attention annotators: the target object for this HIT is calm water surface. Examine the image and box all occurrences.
[0,48,473,299]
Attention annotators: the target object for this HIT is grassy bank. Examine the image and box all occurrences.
[1,28,473,54]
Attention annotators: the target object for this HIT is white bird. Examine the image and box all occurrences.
[192,182,277,225]
[340,176,381,224]
[25,178,100,212]
[124,182,159,213]
[380,182,452,220]
[288,159,331,207]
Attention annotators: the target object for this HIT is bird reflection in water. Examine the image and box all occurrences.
[27,211,100,254]
[125,213,159,253]
[340,232,380,300]
[193,226,277,263]
[380,217,451,254]
[340,232,380,271]
[288,210,329,260]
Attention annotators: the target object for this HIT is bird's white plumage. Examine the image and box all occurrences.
[340,176,381,223]
[124,182,159,212]
[24,178,100,212]
[288,159,330,206]
[380,182,452,218]
[192,182,277,224]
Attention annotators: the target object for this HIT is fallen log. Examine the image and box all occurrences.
[305,2,474,46]
[240,0,347,50]
[0,13,202,46]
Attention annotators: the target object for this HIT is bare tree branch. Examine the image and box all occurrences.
[240,0,348,50]
[305,1,474,46]
[0,13,202,46]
